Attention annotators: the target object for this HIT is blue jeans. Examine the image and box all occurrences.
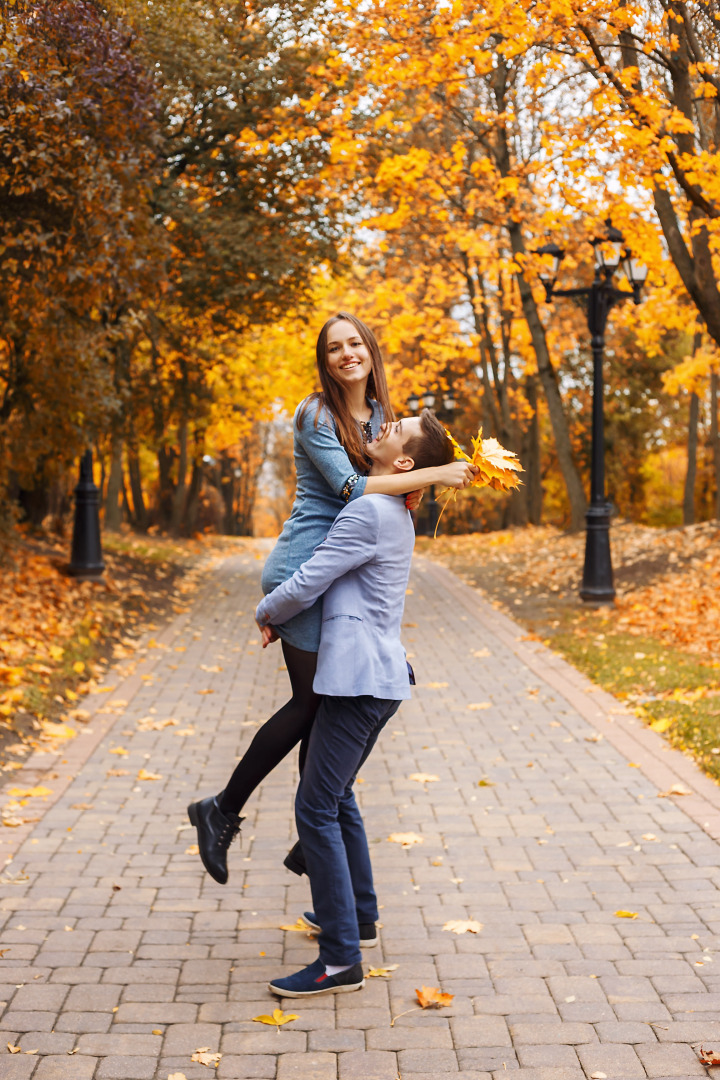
[295,694,401,966]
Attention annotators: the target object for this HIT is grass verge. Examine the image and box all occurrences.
[417,523,720,784]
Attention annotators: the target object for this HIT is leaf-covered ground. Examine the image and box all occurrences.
[0,532,248,770]
[417,521,720,781]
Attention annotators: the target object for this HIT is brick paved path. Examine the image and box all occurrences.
[1,546,720,1080]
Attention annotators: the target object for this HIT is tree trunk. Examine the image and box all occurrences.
[684,391,699,525]
[105,430,124,531]
[183,459,204,536]
[170,419,188,534]
[525,374,543,525]
[127,438,148,533]
[711,370,720,520]
[507,220,587,530]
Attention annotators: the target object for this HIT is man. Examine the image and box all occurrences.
[255,409,457,998]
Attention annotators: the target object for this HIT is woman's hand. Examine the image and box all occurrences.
[405,489,424,512]
[256,619,280,647]
[441,460,479,489]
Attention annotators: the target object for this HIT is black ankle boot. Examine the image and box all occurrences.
[188,795,243,885]
[283,840,307,876]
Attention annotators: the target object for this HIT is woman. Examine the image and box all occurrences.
[188,312,475,883]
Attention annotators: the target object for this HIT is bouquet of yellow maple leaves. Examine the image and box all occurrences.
[435,427,523,536]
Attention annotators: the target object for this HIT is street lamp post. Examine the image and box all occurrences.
[537,223,647,603]
[407,388,457,536]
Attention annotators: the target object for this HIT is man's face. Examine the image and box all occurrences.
[366,415,422,471]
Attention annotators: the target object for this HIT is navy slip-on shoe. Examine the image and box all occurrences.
[268,958,364,998]
[300,911,378,948]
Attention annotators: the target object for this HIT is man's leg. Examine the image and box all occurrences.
[295,695,398,967]
[338,699,400,926]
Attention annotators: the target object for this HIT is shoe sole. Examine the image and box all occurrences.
[299,915,378,948]
[269,978,365,998]
[187,802,228,886]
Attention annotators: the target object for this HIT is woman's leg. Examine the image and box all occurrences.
[218,641,320,816]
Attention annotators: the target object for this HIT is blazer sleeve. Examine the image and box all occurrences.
[256,500,380,627]
[294,399,368,503]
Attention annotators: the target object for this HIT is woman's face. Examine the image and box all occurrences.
[325,320,372,390]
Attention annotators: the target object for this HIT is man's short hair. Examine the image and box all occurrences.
[403,409,455,471]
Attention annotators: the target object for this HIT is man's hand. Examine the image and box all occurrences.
[258,621,280,648]
[442,460,479,489]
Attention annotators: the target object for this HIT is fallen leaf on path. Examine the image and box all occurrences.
[7,786,51,798]
[367,965,399,978]
[185,844,199,855]
[657,783,692,797]
[614,910,639,919]
[279,918,315,933]
[71,803,93,811]
[197,689,214,695]
[136,716,178,731]
[409,773,439,784]
[477,778,495,787]
[191,1047,221,1067]
[7,1044,21,1053]
[67,1048,78,1055]
[589,1072,608,1079]
[174,727,196,737]
[423,681,449,689]
[137,769,162,781]
[387,832,424,848]
[416,986,454,1008]
[584,733,603,743]
[40,721,76,741]
[106,769,129,777]
[467,702,491,710]
[252,1008,298,1029]
[698,1047,720,1066]
[109,747,128,756]
[443,919,483,935]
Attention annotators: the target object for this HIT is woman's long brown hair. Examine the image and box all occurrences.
[297,313,395,473]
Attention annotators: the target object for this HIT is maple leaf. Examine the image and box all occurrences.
[408,773,439,783]
[252,1008,299,1029]
[190,1047,222,1067]
[657,783,692,797]
[443,919,483,934]
[416,986,454,1008]
[614,910,639,919]
[137,769,162,781]
[387,832,424,847]
[367,964,399,977]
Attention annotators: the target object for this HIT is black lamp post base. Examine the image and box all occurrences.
[580,503,615,604]
[69,450,105,580]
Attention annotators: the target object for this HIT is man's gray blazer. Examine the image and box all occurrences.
[255,493,415,700]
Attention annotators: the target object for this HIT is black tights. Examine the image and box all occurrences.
[218,640,320,817]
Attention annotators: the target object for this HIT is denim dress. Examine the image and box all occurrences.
[261,396,384,652]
